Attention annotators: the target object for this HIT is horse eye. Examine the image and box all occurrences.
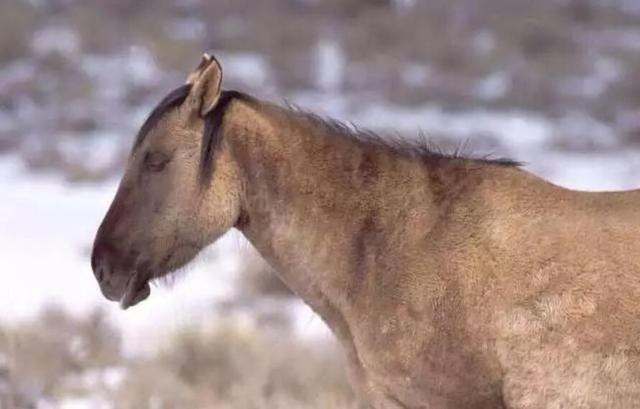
[143,151,171,172]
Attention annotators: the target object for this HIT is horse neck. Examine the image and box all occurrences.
[225,98,440,322]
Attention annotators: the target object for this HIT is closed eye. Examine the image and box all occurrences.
[143,151,171,172]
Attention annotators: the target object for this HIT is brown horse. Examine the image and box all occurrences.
[92,54,640,408]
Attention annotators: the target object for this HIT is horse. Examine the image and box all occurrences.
[92,54,640,408]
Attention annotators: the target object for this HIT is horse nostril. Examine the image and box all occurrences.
[91,240,117,283]
[91,252,109,283]
[91,249,99,272]
[95,264,104,282]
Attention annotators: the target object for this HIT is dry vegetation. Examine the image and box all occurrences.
[4,0,640,182]
[0,304,360,409]
[0,245,359,408]
[0,251,356,408]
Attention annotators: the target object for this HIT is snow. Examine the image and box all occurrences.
[555,111,617,149]
[214,52,272,88]
[57,132,125,172]
[315,38,346,92]
[30,25,80,57]
[56,397,111,409]
[401,64,431,88]
[352,104,553,153]
[472,29,496,55]
[169,17,206,41]
[473,71,511,101]
[392,0,417,12]
[559,56,624,98]
[288,92,558,157]
[527,150,640,192]
[80,50,162,103]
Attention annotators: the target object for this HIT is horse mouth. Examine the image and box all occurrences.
[119,271,151,310]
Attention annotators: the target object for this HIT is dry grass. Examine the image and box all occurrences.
[6,0,640,179]
[0,0,38,62]
[0,305,360,409]
[126,324,359,409]
[0,306,122,407]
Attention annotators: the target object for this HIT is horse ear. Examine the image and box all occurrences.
[187,53,223,118]
[185,53,213,85]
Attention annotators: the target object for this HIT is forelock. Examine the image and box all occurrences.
[133,84,192,151]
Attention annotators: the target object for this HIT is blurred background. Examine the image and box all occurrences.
[2,0,640,407]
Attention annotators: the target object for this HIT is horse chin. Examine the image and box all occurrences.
[119,271,152,310]
[118,247,200,309]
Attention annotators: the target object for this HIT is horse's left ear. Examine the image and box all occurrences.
[186,53,212,85]
[187,53,223,118]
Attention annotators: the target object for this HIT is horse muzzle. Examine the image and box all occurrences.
[91,240,151,309]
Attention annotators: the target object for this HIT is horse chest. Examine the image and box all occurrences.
[346,317,502,408]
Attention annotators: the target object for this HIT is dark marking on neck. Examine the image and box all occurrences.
[348,215,382,302]
[199,90,252,184]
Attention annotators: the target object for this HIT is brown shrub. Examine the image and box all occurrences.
[151,323,360,409]
[0,306,121,401]
[1,305,359,408]
[0,0,38,62]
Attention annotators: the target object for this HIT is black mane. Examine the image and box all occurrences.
[285,107,521,168]
[133,84,191,151]
[199,90,247,184]
[134,85,520,185]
